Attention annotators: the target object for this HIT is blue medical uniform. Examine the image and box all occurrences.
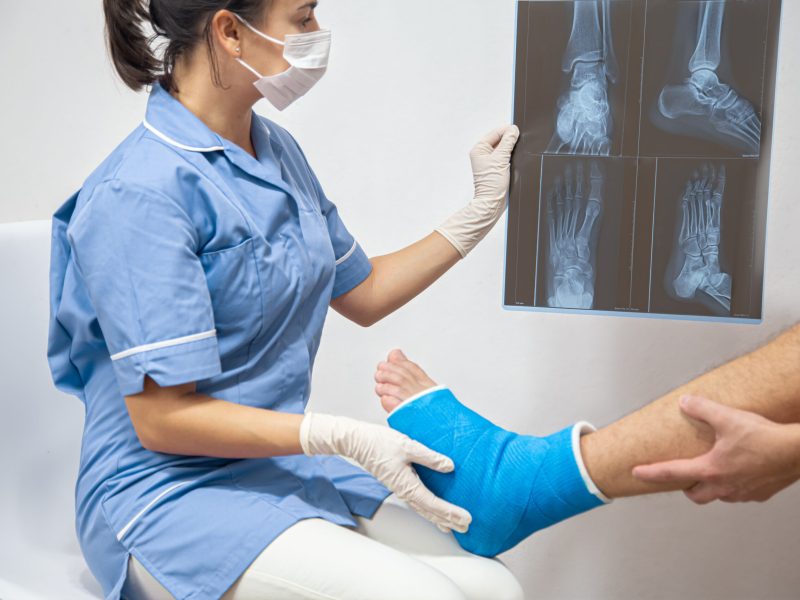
[46,81,392,600]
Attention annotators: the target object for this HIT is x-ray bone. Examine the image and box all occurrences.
[664,164,732,314]
[653,1,762,155]
[546,161,605,309]
[547,0,618,156]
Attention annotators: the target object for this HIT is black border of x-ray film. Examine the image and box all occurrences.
[503,0,782,322]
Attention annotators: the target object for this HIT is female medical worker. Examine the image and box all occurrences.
[47,1,522,599]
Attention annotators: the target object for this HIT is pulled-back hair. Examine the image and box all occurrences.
[103,0,270,92]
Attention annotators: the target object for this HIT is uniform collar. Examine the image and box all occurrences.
[142,82,296,198]
[142,81,271,154]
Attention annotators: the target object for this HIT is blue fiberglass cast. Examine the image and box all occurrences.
[387,386,608,557]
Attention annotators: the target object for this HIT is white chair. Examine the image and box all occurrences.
[0,219,103,599]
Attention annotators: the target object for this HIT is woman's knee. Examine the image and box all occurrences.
[227,517,468,600]
[422,555,525,600]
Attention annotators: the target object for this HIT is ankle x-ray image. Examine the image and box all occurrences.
[547,0,619,155]
[652,3,761,155]
[512,0,633,158]
[504,0,781,322]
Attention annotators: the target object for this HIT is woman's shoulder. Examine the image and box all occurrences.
[73,124,215,221]
[84,124,203,191]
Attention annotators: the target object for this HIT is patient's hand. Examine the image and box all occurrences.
[375,349,437,413]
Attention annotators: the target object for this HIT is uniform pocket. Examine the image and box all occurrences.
[199,237,264,364]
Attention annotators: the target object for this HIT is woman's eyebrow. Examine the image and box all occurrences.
[297,1,318,11]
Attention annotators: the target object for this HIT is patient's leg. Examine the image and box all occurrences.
[376,323,800,542]
[580,324,800,498]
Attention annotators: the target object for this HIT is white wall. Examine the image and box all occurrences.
[4,1,799,598]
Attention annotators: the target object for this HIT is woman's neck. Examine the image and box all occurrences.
[170,68,257,158]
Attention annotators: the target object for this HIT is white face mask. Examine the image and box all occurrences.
[234,14,331,111]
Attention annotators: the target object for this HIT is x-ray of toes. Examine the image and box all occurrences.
[536,157,624,311]
[505,0,780,322]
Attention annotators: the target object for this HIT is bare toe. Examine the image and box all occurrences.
[381,395,403,414]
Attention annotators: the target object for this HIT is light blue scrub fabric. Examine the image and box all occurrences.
[47,81,392,600]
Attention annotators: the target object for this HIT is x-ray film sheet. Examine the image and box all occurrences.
[503,0,782,322]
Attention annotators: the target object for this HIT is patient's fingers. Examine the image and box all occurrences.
[684,482,722,505]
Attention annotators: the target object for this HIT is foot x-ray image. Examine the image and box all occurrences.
[641,0,770,158]
[504,0,781,322]
[545,162,604,308]
[547,1,618,156]
[649,158,758,319]
[665,165,732,314]
[652,2,761,155]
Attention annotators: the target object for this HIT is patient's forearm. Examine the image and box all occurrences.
[581,323,800,498]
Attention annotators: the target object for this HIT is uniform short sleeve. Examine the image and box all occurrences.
[276,121,373,298]
[67,180,221,397]
[318,190,373,299]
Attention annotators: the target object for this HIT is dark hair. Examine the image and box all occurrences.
[103,0,270,93]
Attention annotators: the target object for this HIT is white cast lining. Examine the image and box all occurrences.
[386,385,448,419]
[143,118,225,153]
[116,481,194,541]
[110,329,217,361]
[572,422,612,504]
[335,240,358,266]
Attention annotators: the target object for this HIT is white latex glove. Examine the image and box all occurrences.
[299,412,472,534]
[435,125,521,258]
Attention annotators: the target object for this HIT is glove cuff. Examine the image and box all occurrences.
[434,225,469,259]
[299,412,315,456]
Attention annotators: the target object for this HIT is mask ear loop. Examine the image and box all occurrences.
[233,13,286,47]
[235,57,265,79]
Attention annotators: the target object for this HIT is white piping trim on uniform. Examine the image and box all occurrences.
[116,481,194,541]
[143,118,225,153]
[110,329,217,361]
[335,240,358,266]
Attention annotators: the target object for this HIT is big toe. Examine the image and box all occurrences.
[387,349,408,364]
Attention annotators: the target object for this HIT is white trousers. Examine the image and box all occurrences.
[121,493,524,600]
